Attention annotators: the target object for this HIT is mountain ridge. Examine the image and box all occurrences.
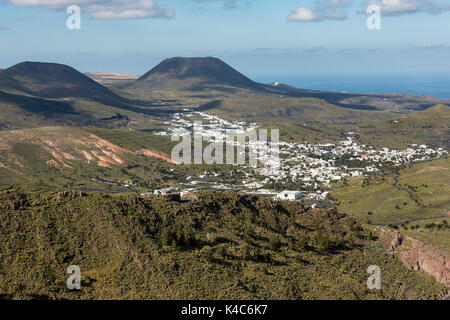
[0,58,449,131]
[120,57,449,112]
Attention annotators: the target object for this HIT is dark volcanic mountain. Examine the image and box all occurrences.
[122,57,448,112]
[0,62,157,129]
[0,69,27,94]
[127,57,264,92]
[0,62,124,104]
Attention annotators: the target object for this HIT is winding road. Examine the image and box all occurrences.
[372,175,448,226]
[392,175,427,206]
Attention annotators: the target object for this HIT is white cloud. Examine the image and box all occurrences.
[363,0,450,16]
[288,0,351,22]
[289,0,450,22]
[5,0,175,20]
[288,8,319,22]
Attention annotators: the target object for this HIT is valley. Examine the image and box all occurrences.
[0,56,449,300]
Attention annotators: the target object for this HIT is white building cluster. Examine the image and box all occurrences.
[152,112,448,201]
[156,111,258,139]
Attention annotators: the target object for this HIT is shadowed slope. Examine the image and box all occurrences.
[1,62,126,105]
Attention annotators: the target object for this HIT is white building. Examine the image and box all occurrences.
[154,187,179,195]
[276,191,302,201]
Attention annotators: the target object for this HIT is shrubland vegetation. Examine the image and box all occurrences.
[0,190,446,300]
[398,218,450,253]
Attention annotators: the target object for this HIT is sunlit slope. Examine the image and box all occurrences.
[358,104,450,148]
[331,158,450,225]
[207,97,396,124]
[0,126,177,191]
[0,191,446,300]
[259,104,449,148]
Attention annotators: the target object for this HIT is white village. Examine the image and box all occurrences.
[149,111,448,205]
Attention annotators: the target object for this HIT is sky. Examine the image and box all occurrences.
[0,0,450,78]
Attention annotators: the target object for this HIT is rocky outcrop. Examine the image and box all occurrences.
[376,227,450,290]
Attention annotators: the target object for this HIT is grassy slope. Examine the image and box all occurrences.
[259,104,450,149]
[262,122,350,144]
[401,217,450,253]
[209,97,395,125]
[0,101,56,130]
[0,191,445,300]
[358,104,450,149]
[0,127,171,191]
[331,158,450,226]
[0,126,237,193]
[83,127,176,154]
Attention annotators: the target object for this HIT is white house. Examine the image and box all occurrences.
[275,191,302,201]
[154,187,179,195]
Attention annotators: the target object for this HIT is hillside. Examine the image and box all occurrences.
[0,191,446,300]
[358,104,450,148]
[206,97,395,125]
[85,72,139,86]
[331,158,450,226]
[0,71,28,94]
[0,90,159,131]
[0,126,181,191]
[0,62,180,130]
[117,57,449,114]
[0,59,448,132]
[1,62,126,106]
[0,90,80,130]
[127,57,264,93]
[330,157,450,290]
[258,104,450,148]
[0,126,238,193]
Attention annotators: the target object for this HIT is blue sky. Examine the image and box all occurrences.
[0,0,450,77]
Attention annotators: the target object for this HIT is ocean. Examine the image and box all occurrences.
[252,73,450,99]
